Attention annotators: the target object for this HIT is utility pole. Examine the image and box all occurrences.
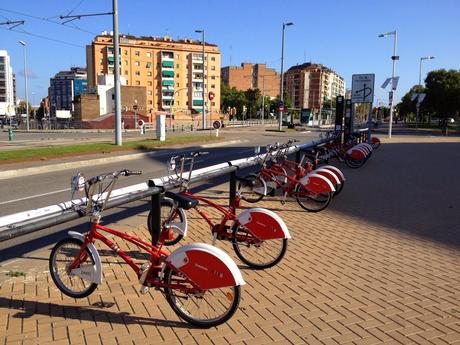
[18,40,29,131]
[279,22,294,131]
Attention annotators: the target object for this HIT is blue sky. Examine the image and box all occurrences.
[1,0,459,106]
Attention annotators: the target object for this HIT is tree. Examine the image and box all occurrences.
[243,88,261,119]
[16,100,32,117]
[423,69,460,131]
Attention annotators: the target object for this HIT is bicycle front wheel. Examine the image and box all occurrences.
[239,174,267,203]
[49,238,98,298]
[231,224,288,269]
[147,198,185,246]
[163,266,241,327]
[294,183,332,212]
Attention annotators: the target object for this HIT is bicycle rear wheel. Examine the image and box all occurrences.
[239,174,266,203]
[163,266,240,327]
[231,224,288,269]
[294,183,332,212]
[49,238,98,298]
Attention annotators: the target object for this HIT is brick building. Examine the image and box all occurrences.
[221,63,280,98]
[284,63,345,111]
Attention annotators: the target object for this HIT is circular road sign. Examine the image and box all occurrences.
[279,105,285,112]
[138,120,145,127]
[208,91,215,101]
[213,120,221,129]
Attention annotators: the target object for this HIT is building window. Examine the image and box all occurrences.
[211,66,215,70]
[124,70,128,75]
[136,81,140,86]
[175,54,180,59]
[176,64,180,68]
[124,60,128,65]
[147,90,152,95]
[212,102,215,106]
[176,82,180,87]
[135,71,140,76]
[176,73,180,78]
[146,52,152,57]
[186,101,189,105]
[211,84,215,89]
[124,50,128,55]
[211,57,215,61]
[147,81,152,86]
[147,71,152,76]
[176,101,180,106]
[135,61,140,66]
[146,62,152,68]
[148,100,153,105]
[211,76,216,80]
[135,51,140,56]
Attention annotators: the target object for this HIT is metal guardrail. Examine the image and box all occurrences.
[0,137,330,242]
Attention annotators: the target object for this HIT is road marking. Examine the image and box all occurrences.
[0,188,69,206]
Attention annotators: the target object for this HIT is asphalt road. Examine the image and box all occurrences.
[0,128,318,256]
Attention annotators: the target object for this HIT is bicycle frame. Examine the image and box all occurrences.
[70,221,201,292]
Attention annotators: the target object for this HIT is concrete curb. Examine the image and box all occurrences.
[0,139,248,180]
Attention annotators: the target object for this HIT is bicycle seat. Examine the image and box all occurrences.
[165,191,198,210]
[235,176,255,188]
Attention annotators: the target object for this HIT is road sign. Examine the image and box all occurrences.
[389,90,394,105]
[212,120,221,129]
[133,104,138,111]
[279,105,285,112]
[138,120,145,127]
[352,74,375,103]
[208,91,215,101]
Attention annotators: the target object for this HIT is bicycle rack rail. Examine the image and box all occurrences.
[0,137,331,243]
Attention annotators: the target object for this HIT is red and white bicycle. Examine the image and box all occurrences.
[49,169,244,327]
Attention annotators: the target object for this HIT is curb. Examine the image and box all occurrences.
[0,139,248,180]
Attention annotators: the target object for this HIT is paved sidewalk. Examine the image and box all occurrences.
[0,135,459,344]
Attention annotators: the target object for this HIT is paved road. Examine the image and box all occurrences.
[0,129,318,217]
[0,133,459,344]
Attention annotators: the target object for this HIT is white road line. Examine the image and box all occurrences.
[0,188,69,206]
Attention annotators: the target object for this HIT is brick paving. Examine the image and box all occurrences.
[1,134,460,344]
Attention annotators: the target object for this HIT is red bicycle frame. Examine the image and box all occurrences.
[70,221,201,293]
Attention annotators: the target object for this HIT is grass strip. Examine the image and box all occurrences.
[1,135,221,162]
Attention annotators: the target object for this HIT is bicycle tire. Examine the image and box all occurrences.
[49,238,98,298]
[265,166,288,196]
[231,223,288,269]
[344,155,366,168]
[163,266,241,327]
[294,183,332,212]
[147,199,185,246]
[239,174,266,203]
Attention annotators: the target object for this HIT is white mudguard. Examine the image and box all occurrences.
[162,197,188,237]
[166,243,245,289]
[299,173,336,193]
[67,231,103,284]
[355,143,372,155]
[320,165,345,182]
[236,208,291,240]
[313,167,341,186]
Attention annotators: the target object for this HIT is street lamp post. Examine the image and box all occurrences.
[279,22,294,131]
[417,56,435,129]
[378,30,398,139]
[195,29,206,129]
[18,40,29,132]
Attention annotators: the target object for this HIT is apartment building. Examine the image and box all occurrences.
[0,50,15,117]
[86,33,221,117]
[48,67,87,116]
[284,63,345,110]
[221,63,280,98]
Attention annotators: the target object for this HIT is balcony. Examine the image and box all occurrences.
[162,51,174,60]
[162,60,174,69]
[162,70,175,78]
[192,53,203,62]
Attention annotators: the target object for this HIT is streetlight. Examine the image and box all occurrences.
[195,29,206,129]
[279,22,294,131]
[378,30,398,138]
[417,56,435,129]
[18,40,29,131]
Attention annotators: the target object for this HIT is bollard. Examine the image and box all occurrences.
[173,125,175,132]
[8,128,15,141]
[191,124,194,131]
[181,125,184,132]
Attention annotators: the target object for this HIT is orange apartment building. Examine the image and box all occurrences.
[86,34,221,121]
[284,63,345,111]
[221,63,280,98]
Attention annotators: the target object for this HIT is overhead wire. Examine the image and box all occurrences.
[0,26,85,48]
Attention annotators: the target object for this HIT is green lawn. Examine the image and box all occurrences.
[1,135,222,162]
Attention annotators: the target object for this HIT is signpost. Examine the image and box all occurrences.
[351,74,375,143]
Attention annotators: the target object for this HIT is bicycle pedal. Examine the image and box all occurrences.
[139,285,149,294]
[280,200,286,205]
